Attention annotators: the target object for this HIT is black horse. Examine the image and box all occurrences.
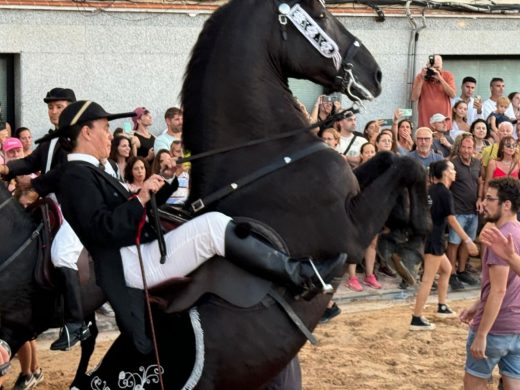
[82,0,429,389]
[0,188,104,388]
[0,0,429,388]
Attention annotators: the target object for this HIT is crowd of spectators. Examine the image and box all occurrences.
[1,57,520,386]
[316,57,520,326]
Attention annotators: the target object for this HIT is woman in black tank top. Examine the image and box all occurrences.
[131,107,155,161]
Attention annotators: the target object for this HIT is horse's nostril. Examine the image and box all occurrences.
[375,70,382,84]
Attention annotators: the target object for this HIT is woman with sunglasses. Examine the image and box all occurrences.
[483,136,519,198]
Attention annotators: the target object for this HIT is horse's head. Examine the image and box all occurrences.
[275,0,382,103]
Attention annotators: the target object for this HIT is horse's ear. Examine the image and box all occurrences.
[294,0,327,15]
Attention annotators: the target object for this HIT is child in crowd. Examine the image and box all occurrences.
[488,96,515,141]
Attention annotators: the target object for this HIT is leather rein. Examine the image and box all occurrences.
[177,108,356,214]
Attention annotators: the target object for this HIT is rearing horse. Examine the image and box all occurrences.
[1,1,430,389]
[85,0,429,388]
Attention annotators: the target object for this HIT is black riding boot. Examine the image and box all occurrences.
[50,268,90,351]
[224,223,347,300]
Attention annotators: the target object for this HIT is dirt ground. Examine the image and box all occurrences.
[1,299,500,390]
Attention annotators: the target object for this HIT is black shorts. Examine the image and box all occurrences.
[424,236,445,256]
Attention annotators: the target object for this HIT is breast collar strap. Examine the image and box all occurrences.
[190,142,327,214]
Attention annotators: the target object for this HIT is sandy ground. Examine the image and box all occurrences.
[0,299,500,390]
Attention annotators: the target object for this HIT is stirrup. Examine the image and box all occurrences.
[307,259,334,294]
[50,321,91,351]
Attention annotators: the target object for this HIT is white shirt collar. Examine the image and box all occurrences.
[68,153,100,166]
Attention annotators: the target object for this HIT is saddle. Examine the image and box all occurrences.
[150,210,287,314]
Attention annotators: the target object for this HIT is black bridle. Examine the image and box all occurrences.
[276,0,374,105]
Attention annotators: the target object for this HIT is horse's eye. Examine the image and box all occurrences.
[319,13,325,18]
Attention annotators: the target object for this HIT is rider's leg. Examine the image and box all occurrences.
[224,221,347,298]
[123,212,346,298]
[50,220,89,351]
[49,267,90,351]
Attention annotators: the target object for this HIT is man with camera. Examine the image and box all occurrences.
[411,55,456,128]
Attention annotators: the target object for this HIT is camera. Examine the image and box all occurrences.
[321,95,337,104]
[424,55,436,81]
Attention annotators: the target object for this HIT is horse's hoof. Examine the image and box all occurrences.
[390,254,416,286]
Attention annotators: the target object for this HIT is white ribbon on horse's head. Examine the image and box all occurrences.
[281,3,342,71]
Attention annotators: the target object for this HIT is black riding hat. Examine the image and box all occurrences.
[43,88,77,103]
[35,100,135,144]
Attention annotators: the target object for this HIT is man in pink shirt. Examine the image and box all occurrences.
[411,55,456,128]
[460,177,520,389]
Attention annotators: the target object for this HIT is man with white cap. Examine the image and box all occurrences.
[44,100,347,354]
[430,113,454,158]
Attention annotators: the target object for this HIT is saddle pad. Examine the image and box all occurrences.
[154,217,289,314]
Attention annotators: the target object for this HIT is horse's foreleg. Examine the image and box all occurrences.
[353,151,395,189]
[345,164,402,262]
[71,314,98,389]
[345,156,428,263]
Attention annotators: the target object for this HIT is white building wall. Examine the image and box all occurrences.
[0,7,518,137]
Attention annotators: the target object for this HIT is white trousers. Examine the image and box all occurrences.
[122,212,232,289]
[50,218,84,270]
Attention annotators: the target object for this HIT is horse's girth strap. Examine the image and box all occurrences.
[268,289,318,345]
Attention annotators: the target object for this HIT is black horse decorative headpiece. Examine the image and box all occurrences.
[277,1,376,108]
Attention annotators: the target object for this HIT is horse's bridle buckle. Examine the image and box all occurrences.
[191,199,206,213]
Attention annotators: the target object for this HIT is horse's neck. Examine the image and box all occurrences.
[184,2,307,154]
[183,1,315,198]
[187,73,309,197]
[202,79,301,143]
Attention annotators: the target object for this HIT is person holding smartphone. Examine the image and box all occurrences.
[309,95,340,133]
[451,76,484,127]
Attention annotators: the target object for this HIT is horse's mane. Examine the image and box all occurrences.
[180,0,238,150]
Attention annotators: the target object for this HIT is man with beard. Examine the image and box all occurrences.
[460,178,520,390]
[446,134,481,291]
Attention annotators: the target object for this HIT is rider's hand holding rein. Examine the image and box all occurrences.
[137,174,166,205]
[137,157,177,205]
